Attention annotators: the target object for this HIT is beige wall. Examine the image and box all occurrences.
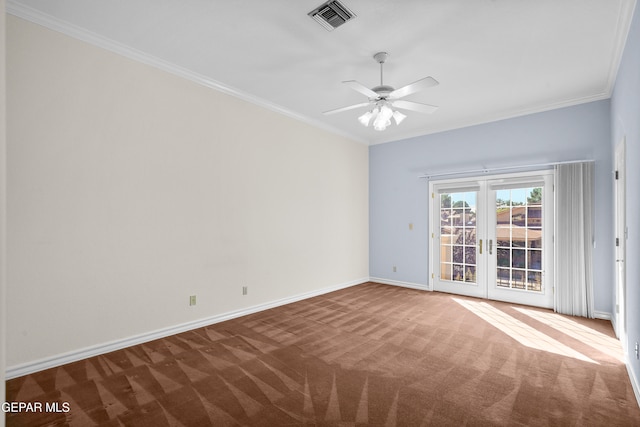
[6,16,368,368]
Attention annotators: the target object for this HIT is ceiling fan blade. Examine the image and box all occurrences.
[389,76,439,99]
[343,80,379,99]
[392,100,439,114]
[323,101,372,115]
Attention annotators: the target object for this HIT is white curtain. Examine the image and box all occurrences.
[555,162,594,317]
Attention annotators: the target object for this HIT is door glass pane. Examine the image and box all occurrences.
[528,271,542,291]
[453,246,463,263]
[512,270,526,289]
[512,249,525,268]
[527,228,542,248]
[497,248,510,267]
[497,268,510,287]
[440,191,477,284]
[465,266,476,282]
[464,246,475,264]
[464,229,476,245]
[528,250,542,270]
[440,263,451,281]
[494,186,543,292]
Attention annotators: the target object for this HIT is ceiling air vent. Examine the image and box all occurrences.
[308,1,356,31]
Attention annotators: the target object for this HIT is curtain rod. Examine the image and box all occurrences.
[418,159,595,180]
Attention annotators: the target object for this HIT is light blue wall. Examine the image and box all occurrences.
[370,100,613,313]
[611,1,640,391]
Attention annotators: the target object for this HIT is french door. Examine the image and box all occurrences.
[429,172,554,308]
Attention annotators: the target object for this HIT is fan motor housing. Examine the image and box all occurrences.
[372,85,395,98]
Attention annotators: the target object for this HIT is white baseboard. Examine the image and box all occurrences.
[611,314,619,339]
[5,277,368,379]
[593,310,612,321]
[626,361,640,409]
[369,277,430,291]
[601,314,639,409]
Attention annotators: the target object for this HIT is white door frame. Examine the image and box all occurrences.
[614,138,627,344]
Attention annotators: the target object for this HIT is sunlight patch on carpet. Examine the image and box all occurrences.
[512,307,624,362]
[453,298,596,364]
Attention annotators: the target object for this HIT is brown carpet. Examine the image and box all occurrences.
[5,282,640,426]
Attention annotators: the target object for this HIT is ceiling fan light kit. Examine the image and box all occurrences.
[359,103,402,132]
[324,52,439,131]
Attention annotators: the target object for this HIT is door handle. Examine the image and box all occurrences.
[479,239,483,255]
[489,239,493,255]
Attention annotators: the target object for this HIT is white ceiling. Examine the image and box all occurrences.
[7,0,637,145]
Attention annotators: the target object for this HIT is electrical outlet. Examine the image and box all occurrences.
[393,266,397,272]
[242,286,248,295]
[189,295,196,306]
[635,342,639,360]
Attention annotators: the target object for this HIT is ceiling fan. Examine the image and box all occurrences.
[324,52,439,131]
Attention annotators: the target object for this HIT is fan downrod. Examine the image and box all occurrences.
[372,52,392,95]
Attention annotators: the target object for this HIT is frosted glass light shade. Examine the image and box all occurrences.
[393,110,407,125]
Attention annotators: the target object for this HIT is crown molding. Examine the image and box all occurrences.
[6,1,368,145]
[7,0,635,146]
[605,0,638,96]
[371,91,611,145]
